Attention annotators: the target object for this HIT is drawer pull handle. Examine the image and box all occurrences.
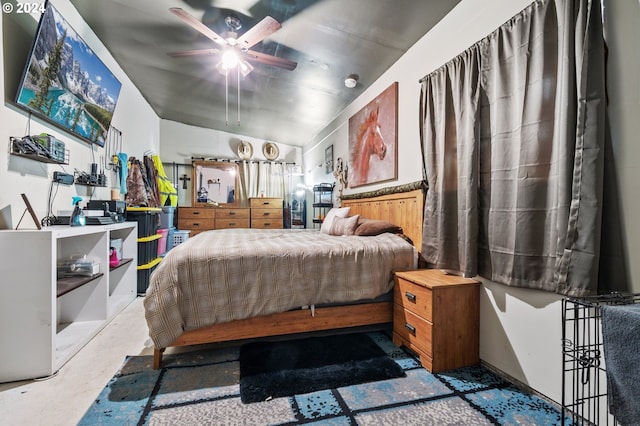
[263,212,270,216]
[193,211,200,215]
[405,292,417,302]
[405,323,416,334]
[193,222,200,226]
[263,201,270,205]
[229,222,236,226]
[229,212,236,216]
[264,223,271,226]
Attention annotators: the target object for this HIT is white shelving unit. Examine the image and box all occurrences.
[0,222,137,383]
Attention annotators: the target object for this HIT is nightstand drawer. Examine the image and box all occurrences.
[394,276,433,321]
[393,305,433,357]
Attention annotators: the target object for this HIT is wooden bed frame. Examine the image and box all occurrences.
[152,186,425,369]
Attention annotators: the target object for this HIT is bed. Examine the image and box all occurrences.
[145,187,424,369]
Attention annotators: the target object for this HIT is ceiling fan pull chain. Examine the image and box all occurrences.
[225,71,229,126]
[237,66,241,126]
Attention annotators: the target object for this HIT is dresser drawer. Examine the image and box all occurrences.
[394,276,433,321]
[251,219,283,229]
[178,207,215,219]
[250,198,283,209]
[216,218,250,229]
[393,305,433,357]
[177,218,215,232]
[216,208,249,220]
[251,208,283,219]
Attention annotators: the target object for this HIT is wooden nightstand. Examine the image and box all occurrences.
[393,269,480,372]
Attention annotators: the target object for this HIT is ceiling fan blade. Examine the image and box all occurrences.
[169,7,227,47]
[167,48,221,58]
[242,50,297,71]
[236,16,282,51]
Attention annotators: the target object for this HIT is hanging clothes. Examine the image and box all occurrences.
[126,157,159,207]
[125,158,148,206]
[151,155,178,206]
[144,155,161,207]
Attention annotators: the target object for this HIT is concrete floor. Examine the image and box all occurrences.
[0,297,151,426]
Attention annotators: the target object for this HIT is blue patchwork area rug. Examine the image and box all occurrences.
[79,332,570,425]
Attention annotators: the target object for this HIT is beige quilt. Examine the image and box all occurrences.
[144,228,417,348]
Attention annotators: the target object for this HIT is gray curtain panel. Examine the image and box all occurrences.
[419,0,607,295]
[420,46,481,276]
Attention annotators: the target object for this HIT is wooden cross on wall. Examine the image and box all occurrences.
[179,174,191,190]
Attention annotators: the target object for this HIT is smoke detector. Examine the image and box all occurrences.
[344,74,358,88]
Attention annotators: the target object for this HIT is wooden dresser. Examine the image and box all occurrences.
[249,197,284,229]
[178,200,282,234]
[393,269,479,372]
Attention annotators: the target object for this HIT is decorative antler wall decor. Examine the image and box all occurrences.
[333,157,348,203]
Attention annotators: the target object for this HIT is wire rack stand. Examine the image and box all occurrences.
[561,293,640,425]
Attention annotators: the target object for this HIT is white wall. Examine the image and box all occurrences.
[602,0,640,292]
[159,119,303,206]
[303,0,640,405]
[159,119,302,165]
[0,0,159,222]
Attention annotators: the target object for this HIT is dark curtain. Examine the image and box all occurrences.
[419,0,607,295]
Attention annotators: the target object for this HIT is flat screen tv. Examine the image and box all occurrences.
[15,1,121,147]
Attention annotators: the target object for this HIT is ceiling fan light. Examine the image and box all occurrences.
[239,60,254,77]
[215,61,229,76]
[221,50,239,69]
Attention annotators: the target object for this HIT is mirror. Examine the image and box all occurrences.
[192,161,239,206]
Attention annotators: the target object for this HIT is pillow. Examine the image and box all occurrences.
[320,207,350,234]
[354,218,403,236]
[329,215,360,236]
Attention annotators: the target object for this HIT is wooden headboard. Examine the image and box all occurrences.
[341,187,424,249]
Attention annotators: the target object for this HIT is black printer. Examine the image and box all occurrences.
[87,200,127,222]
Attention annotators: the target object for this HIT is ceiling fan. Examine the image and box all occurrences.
[167,7,297,74]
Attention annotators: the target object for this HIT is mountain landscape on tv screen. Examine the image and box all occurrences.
[16,4,121,146]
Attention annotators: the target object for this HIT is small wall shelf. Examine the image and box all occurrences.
[74,181,107,187]
[9,136,69,165]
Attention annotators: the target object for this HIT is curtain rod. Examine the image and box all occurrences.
[161,158,298,166]
[190,157,297,165]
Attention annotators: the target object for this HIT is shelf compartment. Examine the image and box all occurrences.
[110,257,133,271]
[55,320,104,367]
[57,273,104,297]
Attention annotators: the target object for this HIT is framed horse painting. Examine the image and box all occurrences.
[348,82,398,187]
